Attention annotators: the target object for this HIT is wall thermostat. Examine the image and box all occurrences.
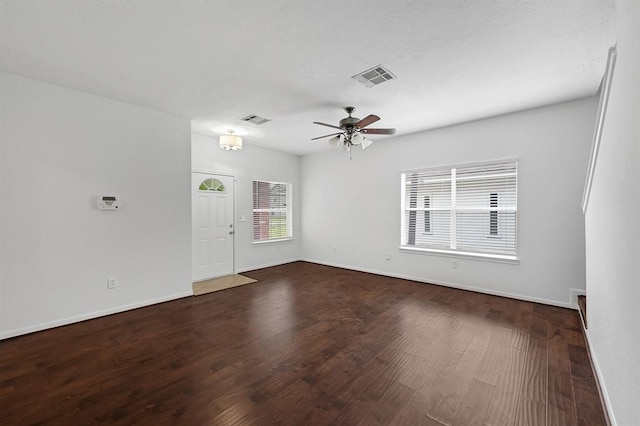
[97,195,120,210]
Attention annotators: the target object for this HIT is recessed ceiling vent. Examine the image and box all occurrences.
[241,114,271,125]
[352,65,396,88]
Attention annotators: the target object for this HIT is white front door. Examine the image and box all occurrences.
[192,173,235,282]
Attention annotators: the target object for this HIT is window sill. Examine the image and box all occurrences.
[399,246,519,264]
[252,238,294,245]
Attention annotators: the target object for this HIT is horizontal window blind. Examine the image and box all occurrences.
[401,161,517,257]
[402,169,452,250]
[253,180,292,242]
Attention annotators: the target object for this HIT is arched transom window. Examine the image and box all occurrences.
[198,178,225,192]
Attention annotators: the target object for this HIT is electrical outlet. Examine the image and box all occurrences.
[332,247,337,254]
[107,277,118,289]
[385,253,391,260]
[452,261,458,269]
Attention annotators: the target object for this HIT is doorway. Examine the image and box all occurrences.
[192,172,235,282]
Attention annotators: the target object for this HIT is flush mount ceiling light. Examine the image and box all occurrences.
[219,130,242,151]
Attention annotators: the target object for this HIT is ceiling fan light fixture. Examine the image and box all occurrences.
[328,135,341,147]
[311,106,396,155]
[351,132,365,145]
[219,130,243,151]
[361,138,373,149]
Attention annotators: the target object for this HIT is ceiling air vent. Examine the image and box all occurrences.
[241,114,271,125]
[352,65,396,88]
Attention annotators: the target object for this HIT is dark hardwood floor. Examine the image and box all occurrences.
[0,262,606,425]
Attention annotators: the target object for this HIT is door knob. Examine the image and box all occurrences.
[229,231,235,235]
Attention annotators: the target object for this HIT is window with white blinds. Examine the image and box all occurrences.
[401,161,517,258]
[252,180,292,242]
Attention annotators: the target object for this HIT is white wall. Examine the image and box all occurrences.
[302,98,597,307]
[191,134,301,272]
[0,73,192,339]
[584,0,640,424]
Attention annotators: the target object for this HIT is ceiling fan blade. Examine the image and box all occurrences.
[311,132,343,141]
[313,121,343,130]
[361,128,396,135]
[355,114,380,128]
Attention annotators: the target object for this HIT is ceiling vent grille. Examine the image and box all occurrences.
[241,114,271,125]
[352,65,396,88]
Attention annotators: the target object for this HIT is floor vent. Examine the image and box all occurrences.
[352,65,396,87]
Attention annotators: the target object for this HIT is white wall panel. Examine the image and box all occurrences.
[585,1,640,424]
[0,73,192,338]
[302,98,597,307]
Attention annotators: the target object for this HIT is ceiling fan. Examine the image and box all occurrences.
[312,106,396,152]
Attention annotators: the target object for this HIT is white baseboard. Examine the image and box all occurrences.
[300,258,574,309]
[583,328,617,426]
[0,291,193,341]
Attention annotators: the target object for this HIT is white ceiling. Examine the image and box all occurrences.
[0,1,615,156]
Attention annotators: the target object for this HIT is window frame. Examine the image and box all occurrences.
[400,159,518,262]
[252,180,293,244]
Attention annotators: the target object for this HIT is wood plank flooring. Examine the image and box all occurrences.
[0,262,606,425]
